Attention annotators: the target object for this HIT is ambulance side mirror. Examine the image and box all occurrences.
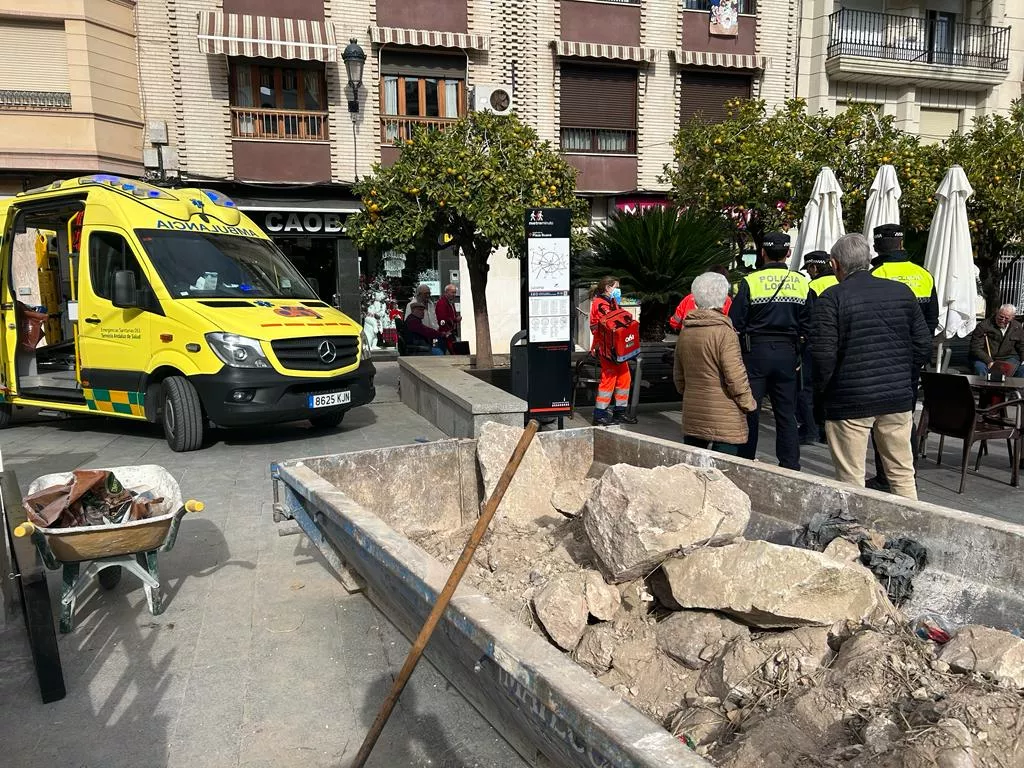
[112,270,138,309]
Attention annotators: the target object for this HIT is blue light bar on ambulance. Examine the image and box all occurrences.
[202,189,236,208]
[78,175,174,199]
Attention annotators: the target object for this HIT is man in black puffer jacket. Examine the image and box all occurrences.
[811,233,931,500]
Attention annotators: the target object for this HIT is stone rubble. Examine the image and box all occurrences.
[581,463,751,583]
[661,539,894,629]
[415,438,1024,767]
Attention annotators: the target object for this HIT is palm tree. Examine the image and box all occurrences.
[578,207,735,342]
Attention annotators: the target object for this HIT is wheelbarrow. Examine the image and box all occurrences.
[14,465,203,633]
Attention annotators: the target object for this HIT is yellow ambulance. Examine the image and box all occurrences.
[0,175,374,451]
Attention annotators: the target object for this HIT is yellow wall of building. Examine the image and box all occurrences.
[0,0,143,175]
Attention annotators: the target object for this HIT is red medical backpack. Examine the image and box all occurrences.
[594,308,641,363]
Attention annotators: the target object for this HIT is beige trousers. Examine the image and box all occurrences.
[825,411,918,500]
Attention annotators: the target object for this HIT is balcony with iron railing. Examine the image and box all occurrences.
[0,90,72,111]
[379,115,459,165]
[826,9,1010,89]
[231,107,329,142]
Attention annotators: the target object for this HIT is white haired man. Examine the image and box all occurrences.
[404,284,438,330]
[969,304,1024,377]
[811,233,932,500]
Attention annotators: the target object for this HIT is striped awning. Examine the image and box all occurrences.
[553,40,662,63]
[369,26,490,51]
[197,12,338,62]
[672,50,768,71]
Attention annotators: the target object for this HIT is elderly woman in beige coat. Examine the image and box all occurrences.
[673,272,757,455]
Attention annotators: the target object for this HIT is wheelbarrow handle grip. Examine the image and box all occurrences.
[161,499,204,553]
[14,521,60,570]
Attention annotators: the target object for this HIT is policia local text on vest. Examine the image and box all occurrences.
[728,232,811,471]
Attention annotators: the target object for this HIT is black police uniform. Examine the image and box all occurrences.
[728,233,811,470]
[798,251,837,444]
[869,225,938,490]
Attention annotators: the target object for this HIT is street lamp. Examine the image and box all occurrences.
[342,38,366,114]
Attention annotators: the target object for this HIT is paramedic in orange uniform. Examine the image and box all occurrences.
[589,277,638,426]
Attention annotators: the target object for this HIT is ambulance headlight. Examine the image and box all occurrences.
[360,331,372,361]
[206,333,271,369]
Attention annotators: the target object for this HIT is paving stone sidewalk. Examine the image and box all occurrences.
[0,363,526,768]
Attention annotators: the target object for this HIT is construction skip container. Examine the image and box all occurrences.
[271,427,1024,768]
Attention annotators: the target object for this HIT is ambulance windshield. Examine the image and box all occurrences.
[136,230,317,300]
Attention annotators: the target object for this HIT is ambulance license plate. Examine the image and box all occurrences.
[308,391,351,409]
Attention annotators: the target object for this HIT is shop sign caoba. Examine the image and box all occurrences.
[262,211,345,235]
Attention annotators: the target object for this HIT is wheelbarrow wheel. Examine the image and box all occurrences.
[162,376,205,452]
[98,566,122,590]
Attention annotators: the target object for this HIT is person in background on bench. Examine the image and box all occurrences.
[406,302,448,356]
[405,284,438,330]
[668,266,732,333]
[436,283,462,353]
[969,304,1024,377]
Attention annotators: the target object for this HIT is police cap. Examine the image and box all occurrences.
[803,250,830,267]
[873,224,904,253]
[762,232,791,253]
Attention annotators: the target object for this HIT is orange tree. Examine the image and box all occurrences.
[946,101,1024,311]
[347,111,589,368]
[663,99,945,257]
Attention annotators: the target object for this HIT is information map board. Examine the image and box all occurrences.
[524,208,572,417]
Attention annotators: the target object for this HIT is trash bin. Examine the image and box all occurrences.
[509,330,528,401]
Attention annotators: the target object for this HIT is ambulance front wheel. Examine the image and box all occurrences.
[0,403,10,428]
[161,376,205,452]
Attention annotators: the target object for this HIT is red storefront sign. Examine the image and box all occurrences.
[613,196,671,215]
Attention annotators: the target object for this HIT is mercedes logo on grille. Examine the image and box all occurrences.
[318,340,338,364]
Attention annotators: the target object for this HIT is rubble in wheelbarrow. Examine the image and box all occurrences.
[413,442,1024,767]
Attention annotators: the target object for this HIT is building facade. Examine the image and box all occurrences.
[0,0,144,196]
[131,0,800,350]
[798,0,1024,144]
[123,0,1024,351]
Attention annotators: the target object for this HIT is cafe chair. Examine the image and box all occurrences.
[918,372,1022,494]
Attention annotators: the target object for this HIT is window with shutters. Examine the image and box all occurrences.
[379,52,466,145]
[679,71,752,123]
[229,60,328,141]
[0,20,71,110]
[559,64,638,154]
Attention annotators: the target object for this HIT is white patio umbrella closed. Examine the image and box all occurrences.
[863,164,902,256]
[924,165,976,343]
[790,166,846,272]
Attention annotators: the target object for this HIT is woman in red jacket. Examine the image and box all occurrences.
[589,276,637,426]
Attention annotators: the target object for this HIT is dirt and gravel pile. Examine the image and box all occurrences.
[416,425,1024,767]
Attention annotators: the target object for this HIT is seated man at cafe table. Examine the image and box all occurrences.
[969,304,1024,377]
[405,301,448,355]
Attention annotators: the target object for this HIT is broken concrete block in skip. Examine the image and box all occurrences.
[581,463,750,583]
[939,625,1024,688]
[532,572,588,651]
[661,539,891,629]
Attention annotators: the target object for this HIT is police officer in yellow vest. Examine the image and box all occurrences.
[729,232,811,470]
[807,251,840,299]
[798,251,839,445]
[868,224,938,492]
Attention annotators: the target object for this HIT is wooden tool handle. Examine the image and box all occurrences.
[350,419,541,768]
